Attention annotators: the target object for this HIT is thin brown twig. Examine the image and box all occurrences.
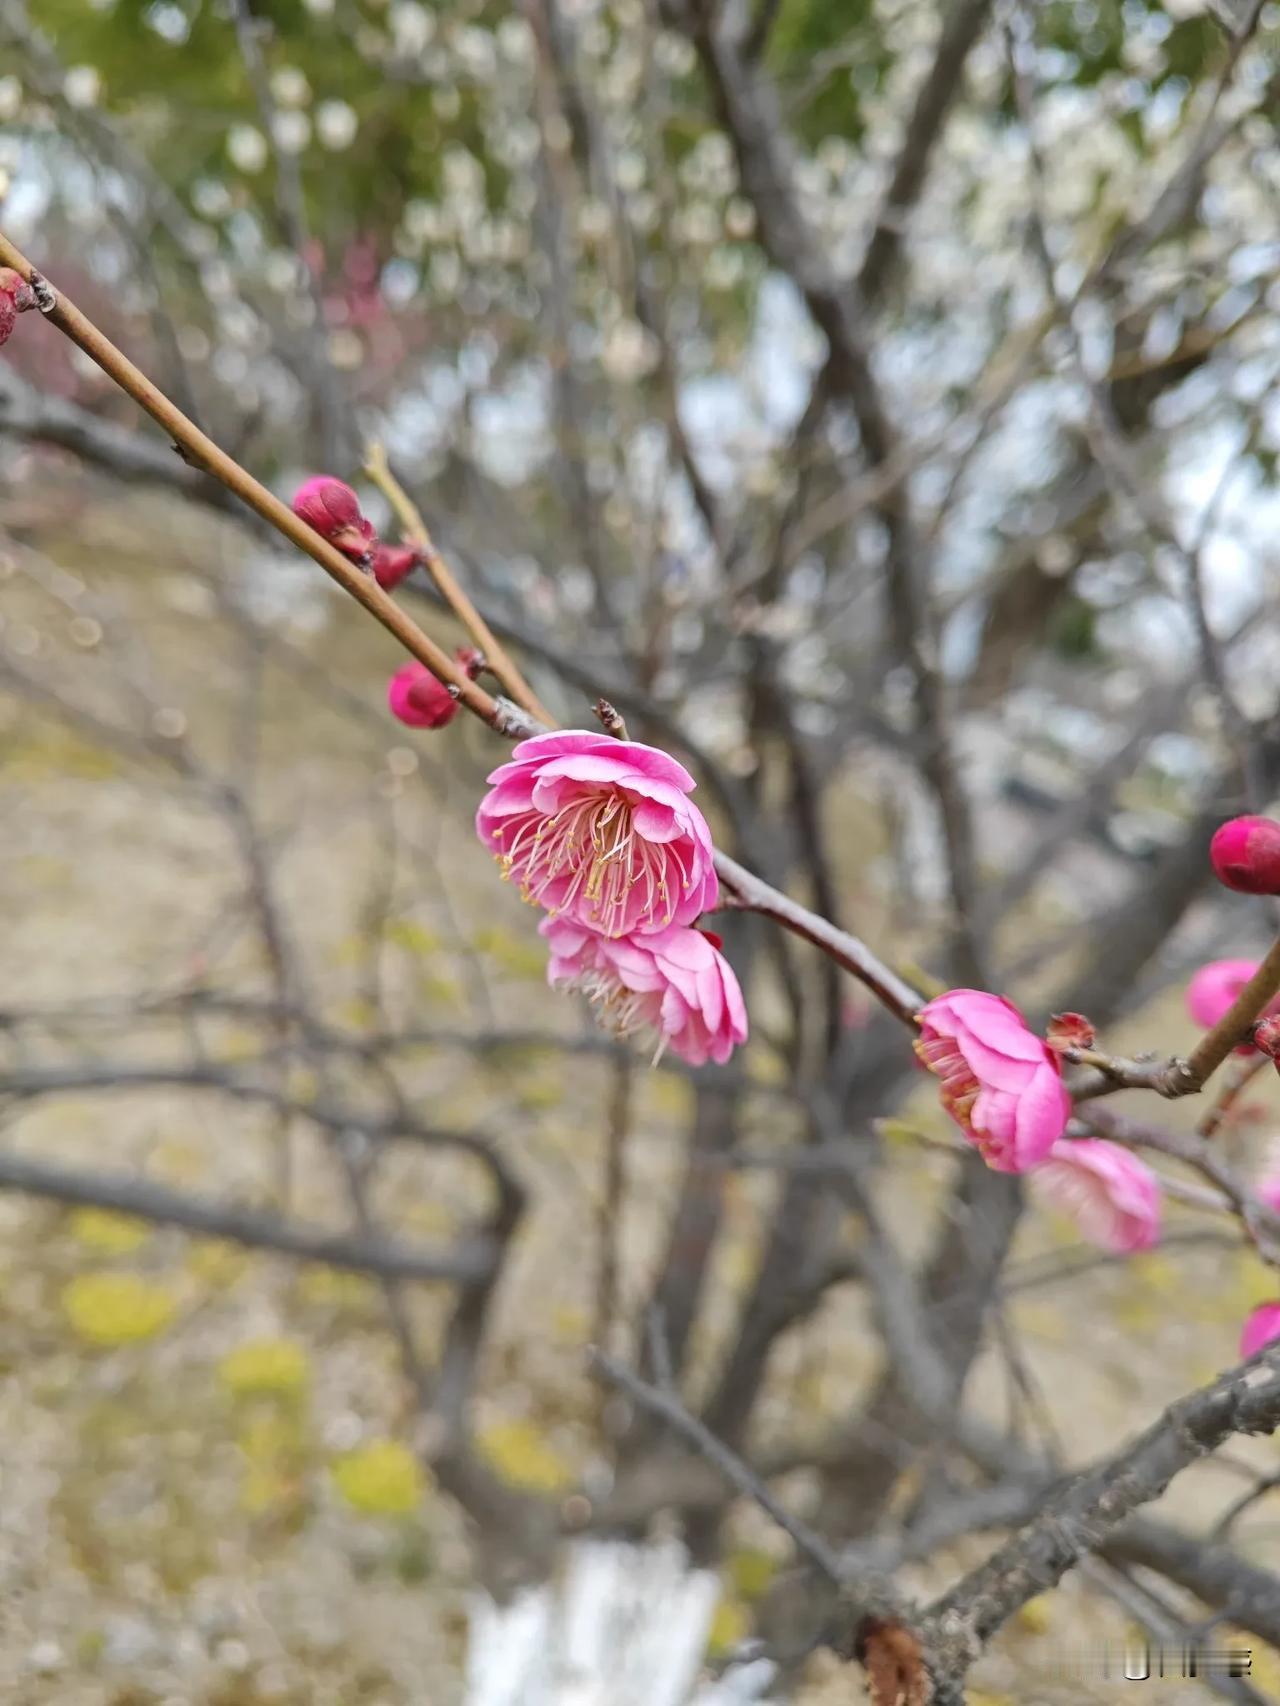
[589,1344,847,1584]
[363,442,556,725]
[0,228,926,1030]
[1199,1051,1270,1140]
[0,229,535,739]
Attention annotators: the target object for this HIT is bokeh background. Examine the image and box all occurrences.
[4,0,1280,1700]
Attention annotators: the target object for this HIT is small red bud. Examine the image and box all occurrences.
[371,543,420,590]
[455,646,486,679]
[1210,816,1280,896]
[291,475,376,563]
[388,661,458,730]
[1253,1015,1280,1061]
[1045,1011,1096,1054]
[0,267,35,349]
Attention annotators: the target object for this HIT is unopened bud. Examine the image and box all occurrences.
[371,543,419,590]
[1210,815,1280,896]
[291,475,376,563]
[1045,1011,1096,1053]
[1253,1014,1280,1063]
[0,267,35,349]
[387,661,458,730]
[455,646,485,679]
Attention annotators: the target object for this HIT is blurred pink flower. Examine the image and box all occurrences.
[477,731,718,938]
[1030,1138,1161,1252]
[1239,1301,1280,1359]
[371,543,419,590]
[1255,1138,1280,1212]
[541,917,747,1066]
[292,475,376,563]
[1185,959,1280,1054]
[387,661,457,729]
[916,990,1071,1172]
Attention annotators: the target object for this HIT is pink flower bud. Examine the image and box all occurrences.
[1044,1011,1096,1054]
[1239,1300,1280,1359]
[456,646,486,679]
[0,267,35,349]
[1210,815,1280,896]
[291,475,376,563]
[1254,1015,1280,1061]
[388,661,458,730]
[371,543,419,590]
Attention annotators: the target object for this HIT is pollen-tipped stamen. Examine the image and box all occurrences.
[493,788,676,936]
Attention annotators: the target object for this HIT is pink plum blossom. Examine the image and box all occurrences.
[388,661,457,729]
[541,917,747,1066]
[1030,1138,1161,1252]
[476,731,718,938]
[915,989,1072,1172]
[1239,1301,1280,1359]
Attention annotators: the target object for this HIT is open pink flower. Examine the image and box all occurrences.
[1185,959,1280,1054]
[916,990,1071,1172]
[1030,1138,1161,1252]
[388,661,457,729]
[541,917,746,1065]
[1239,1301,1280,1359]
[477,731,718,938]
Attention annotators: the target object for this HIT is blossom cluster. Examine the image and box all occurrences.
[910,811,1280,1364]
[476,732,745,1066]
[915,988,1160,1254]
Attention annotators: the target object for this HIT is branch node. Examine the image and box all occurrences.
[29,271,57,314]
[491,696,547,741]
[593,697,629,741]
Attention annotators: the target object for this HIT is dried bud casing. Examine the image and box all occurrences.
[1210,816,1280,896]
